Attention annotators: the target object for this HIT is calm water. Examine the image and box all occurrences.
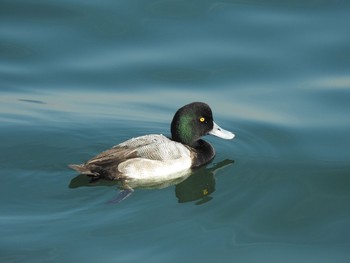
[1,0,350,262]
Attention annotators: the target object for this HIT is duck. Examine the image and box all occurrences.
[69,102,235,203]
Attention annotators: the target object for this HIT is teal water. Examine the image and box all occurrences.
[1,0,350,262]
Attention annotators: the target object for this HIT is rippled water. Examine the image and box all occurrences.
[1,0,350,262]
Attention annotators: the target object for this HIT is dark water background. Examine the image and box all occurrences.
[1,0,350,262]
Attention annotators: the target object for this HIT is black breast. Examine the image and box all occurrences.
[190,140,215,168]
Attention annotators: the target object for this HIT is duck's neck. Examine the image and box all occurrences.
[190,139,215,168]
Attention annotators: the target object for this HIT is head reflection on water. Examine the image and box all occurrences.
[175,159,234,205]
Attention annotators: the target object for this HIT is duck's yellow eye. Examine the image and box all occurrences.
[199,117,205,122]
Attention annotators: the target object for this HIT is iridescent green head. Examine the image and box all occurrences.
[170,102,234,147]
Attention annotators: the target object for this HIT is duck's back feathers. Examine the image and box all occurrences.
[114,134,187,161]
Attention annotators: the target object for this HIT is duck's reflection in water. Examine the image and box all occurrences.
[69,159,234,204]
[175,159,234,205]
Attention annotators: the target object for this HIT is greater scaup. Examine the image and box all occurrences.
[69,102,235,202]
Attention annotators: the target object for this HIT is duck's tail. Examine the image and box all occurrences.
[68,164,95,175]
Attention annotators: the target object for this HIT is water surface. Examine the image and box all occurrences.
[1,0,350,262]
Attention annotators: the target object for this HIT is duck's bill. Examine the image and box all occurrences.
[209,122,235,140]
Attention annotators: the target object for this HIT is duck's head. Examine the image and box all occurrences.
[170,102,235,147]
